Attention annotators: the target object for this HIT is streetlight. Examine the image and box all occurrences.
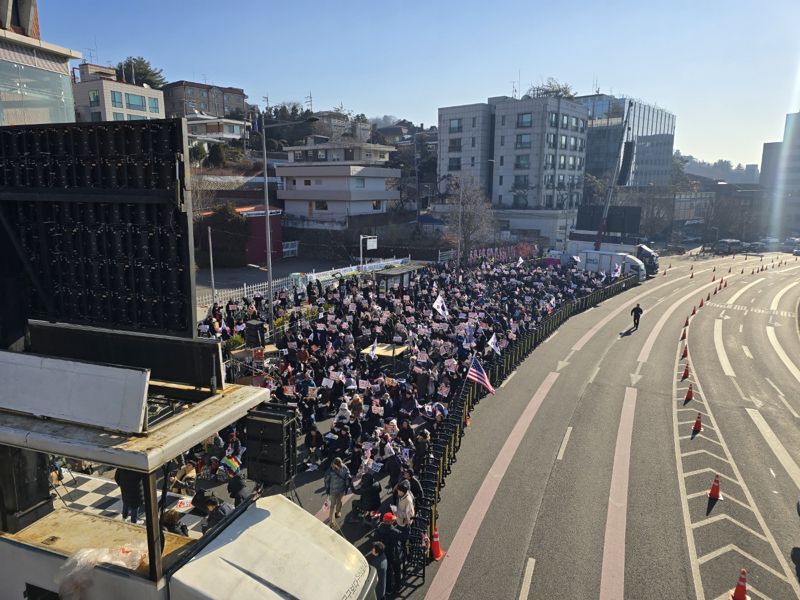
[255,116,318,332]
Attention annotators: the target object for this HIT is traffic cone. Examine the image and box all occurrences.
[728,267,731,273]
[700,297,705,307]
[669,263,672,269]
[712,275,716,282]
[680,328,686,341]
[713,267,716,272]
[708,474,723,500]
[663,269,667,276]
[682,363,690,380]
[706,293,710,301]
[692,413,702,434]
[430,526,446,561]
[691,265,694,270]
[720,277,724,285]
[690,272,694,279]
[729,568,750,600]
[740,268,743,274]
[685,384,693,401]
[684,317,689,327]
[751,268,754,274]
[714,288,717,295]
[691,306,696,316]
[724,281,728,288]
[682,345,688,359]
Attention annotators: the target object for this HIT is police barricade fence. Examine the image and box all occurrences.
[405,274,637,580]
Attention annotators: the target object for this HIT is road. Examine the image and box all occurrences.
[394,252,800,600]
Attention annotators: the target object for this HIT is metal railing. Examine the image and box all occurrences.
[405,274,637,579]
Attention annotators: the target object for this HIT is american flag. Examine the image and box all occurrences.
[467,356,495,394]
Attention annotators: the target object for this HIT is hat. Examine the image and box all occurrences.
[382,512,396,523]
[398,480,410,492]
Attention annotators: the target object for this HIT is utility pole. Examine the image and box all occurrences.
[208,226,216,306]
[415,132,421,223]
[260,131,275,332]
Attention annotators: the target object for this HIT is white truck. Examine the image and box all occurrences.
[577,250,646,282]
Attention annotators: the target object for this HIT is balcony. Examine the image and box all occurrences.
[515,143,531,150]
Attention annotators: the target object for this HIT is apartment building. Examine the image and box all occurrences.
[276,137,399,230]
[72,62,164,122]
[0,0,81,126]
[761,112,800,236]
[162,80,247,119]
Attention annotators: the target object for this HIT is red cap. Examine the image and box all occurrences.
[382,512,396,523]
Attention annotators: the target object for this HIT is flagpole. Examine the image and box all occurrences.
[454,351,476,409]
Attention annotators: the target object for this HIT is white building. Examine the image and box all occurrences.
[186,112,248,145]
[276,137,399,230]
[72,63,165,122]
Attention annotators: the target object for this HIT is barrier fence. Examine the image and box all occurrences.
[404,273,637,580]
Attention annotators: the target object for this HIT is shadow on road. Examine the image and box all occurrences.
[706,496,720,516]
[619,326,637,337]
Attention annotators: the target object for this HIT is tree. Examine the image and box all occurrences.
[115,56,167,88]
[189,144,207,165]
[583,173,608,206]
[525,78,576,99]
[671,151,692,192]
[196,203,248,268]
[207,144,225,168]
[353,113,369,124]
[443,179,497,263]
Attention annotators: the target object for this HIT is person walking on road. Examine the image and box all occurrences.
[631,303,643,330]
[324,457,353,528]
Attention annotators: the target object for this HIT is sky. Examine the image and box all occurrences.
[40,0,800,167]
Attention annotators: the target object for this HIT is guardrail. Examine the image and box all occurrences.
[405,274,637,580]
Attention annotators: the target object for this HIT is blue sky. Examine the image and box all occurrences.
[41,0,800,166]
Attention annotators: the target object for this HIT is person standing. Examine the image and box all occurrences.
[367,541,388,600]
[324,457,353,528]
[114,468,145,524]
[394,480,415,544]
[631,303,643,330]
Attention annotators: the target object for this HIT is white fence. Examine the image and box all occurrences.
[437,249,458,263]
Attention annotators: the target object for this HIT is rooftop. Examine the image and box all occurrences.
[163,80,246,95]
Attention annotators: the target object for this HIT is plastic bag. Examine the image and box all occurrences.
[56,543,148,600]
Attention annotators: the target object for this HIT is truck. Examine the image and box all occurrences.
[565,238,659,277]
[577,250,647,282]
[0,326,378,600]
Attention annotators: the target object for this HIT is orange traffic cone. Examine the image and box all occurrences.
[760,256,763,262]
[430,526,446,561]
[691,306,696,316]
[712,275,716,282]
[692,413,702,434]
[685,384,693,402]
[729,568,750,600]
[663,270,667,276]
[690,272,694,279]
[751,268,754,274]
[708,474,723,500]
[680,329,686,341]
[684,317,689,327]
[714,288,717,295]
[682,345,688,359]
[706,293,710,301]
[724,281,728,288]
[700,297,705,307]
[720,277,724,284]
[682,364,690,380]
[690,265,694,270]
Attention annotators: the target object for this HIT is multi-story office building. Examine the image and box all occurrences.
[574,94,676,186]
[760,112,800,236]
[437,96,588,243]
[72,63,164,122]
[0,0,81,126]
[162,80,247,119]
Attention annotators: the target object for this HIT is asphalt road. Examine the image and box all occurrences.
[386,252,800,600]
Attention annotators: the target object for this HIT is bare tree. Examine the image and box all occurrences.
[525,78,576,99]
[189,169,220,220]
[443,179,497,263]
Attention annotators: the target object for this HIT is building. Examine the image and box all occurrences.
[437,95,588,244]
[72,62,164,122]
[760,113,800,236]
[574,94,676,187]
[276,137,399,230]
[186,112,248,144]
[162,80,247,119]
[313,111,371,142]
[0,0,81,126]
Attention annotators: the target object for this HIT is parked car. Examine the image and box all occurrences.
[747,242,766,253]
[793,247,800,256]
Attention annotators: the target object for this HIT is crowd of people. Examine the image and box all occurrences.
[197,257,615,598]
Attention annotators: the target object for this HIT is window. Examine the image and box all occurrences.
[499,156,504,166]
[293,151,303,161]
[90,112,101,122]
[549,112,558,127]
[200,90,208,98]
[568,156,576,169]
[578,138,585,151]
[544,174,554,186]
[292,179,297,185]
[546,133,556,148]
[379,152,386,159]
[470,156,475,167]
[448,157,461,171]
[500,135,505,147]
[148,97,159,113]
[372,200,382,210]
[579,118,586,132]
[110,90,123,108]
[577,157,584,170]
[471,137,475,148]
[516,113,532,128]
[498,194,503,203]
[112,112,124,121]
[559,135,567,149]
[515,133,531,149]
[186,88,194,97]
[545,154,555,168]
[545,194,554,207]
[561,114,569,128]
[514,155,530,169]
[88,90,100,107]
[354,177,365,188]
[316,150,327,160]
[125,93,146,111]
[569,136,577,150]
[514,174,529,189]
[558,155,566,169]
[448,138,462,152]
[449,118,462,133]
[200,102,208,110]
[558,174,565,187]
[304,180,312,186]
[314,179,322,185]
[571,116,578,129]
[499,175,504,186]
[127,114,146,120]
[314,200,328,210]
[471,117,476,127]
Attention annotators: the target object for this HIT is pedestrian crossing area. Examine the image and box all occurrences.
[706,301,796,318]
[51,471,205,538]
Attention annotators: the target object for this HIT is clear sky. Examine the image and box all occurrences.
[40,0,800,166]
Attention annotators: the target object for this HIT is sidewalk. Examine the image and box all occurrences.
[195,258,342,295]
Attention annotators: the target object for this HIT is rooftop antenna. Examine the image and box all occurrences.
[305,91,313,112]
[201,73,208,84]
[83,48,95,63]
[511,80,517,99]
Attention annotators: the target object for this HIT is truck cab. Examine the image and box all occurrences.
[634,244,659,277]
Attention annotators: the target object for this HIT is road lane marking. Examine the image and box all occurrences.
[764,376,799,418]
[739,324,743,333]
[697,544,789,581]
[542,330,559,343]
[742,345,753,359]
[726,277,765,305]
[556,427,573,460]
[423,372,560,600]
[500,371,516,388]
[746,409,800,491]
[588,365,600,383]
[599,387,636,600]
[691,514,767,541]
[713,319,736,377]
[765,376,784,397]
[770,280,799,311]
[766,326,800,386]
[517,558,536,600]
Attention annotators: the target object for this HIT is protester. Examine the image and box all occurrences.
[377,512,404,595]
[367,542,388,600]
[114,468,145,524]
[324,457,353,528]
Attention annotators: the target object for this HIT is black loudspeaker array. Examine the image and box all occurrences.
[246,404,298,486]
[245,320,266,348]
[617,140,636,186]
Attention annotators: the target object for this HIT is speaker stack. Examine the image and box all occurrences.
[246,403,297,486]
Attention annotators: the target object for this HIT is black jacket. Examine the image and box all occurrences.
[114,468,145,507]
[352,478,381,511]
[227,474,248,507]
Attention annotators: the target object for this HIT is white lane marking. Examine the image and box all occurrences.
[556,427,573,461]
[588,365,600,383]
[500,371,517,388]
[518,558,536,600]
[727,277,765,305]
[766,326,800,385]
[713,319,736,377]
[720,309,727,318]
[765,376,784,397]
[777,394,800,419]
[770,468,776,478]
[742,345,753,359]
[739,324,743,333]
[543,330,559,343]
[746,409,800,491]
[770,280,799,311]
